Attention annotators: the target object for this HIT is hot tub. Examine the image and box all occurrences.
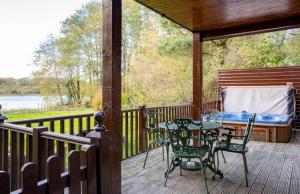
[209,112,292,142]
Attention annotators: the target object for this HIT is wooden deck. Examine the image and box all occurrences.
[122,130,300,194]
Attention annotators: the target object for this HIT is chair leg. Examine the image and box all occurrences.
[221,151,226,164]
[212,151,217,180]
[162,144,165,161]
[244,154,249,173]
[242,153,249,187]
[179,158,183,176]
[164,156,175,186]
[216,151,220,171]
[201,159,209,194]
[166,144,170,169]
[143,149,150,169]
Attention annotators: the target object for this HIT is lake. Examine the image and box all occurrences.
[0,95,44,110]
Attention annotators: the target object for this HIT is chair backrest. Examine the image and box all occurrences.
[145,109,161,140]
[167,119,203,152]
[145,109,157,128]
[242,113,256,148]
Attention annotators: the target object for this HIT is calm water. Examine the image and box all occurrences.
[0,95,44,110]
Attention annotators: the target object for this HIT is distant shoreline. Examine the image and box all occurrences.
[0,94,40,97]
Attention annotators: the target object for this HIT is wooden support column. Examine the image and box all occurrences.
[192,33,203,120]
[102,0,122,194]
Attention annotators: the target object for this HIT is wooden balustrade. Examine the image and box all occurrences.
[0,111,111,194]
[202,100,221,113]
[3,103,216,164]
[121,104,192,159]
[9,113,95,137]
[0,144,97,194]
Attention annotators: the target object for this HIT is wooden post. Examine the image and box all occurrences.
[86,112,112,194]
[102,0,122,193]
[32,126,47,180]
[0,171,10,194]
[192,33,203,120]
[139,105,147,153]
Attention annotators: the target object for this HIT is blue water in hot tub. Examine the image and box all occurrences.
[208,112,292,125]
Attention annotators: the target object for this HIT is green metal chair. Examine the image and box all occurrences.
[164,119,211,193]
[213,113,256,186]
[143,109,170,169]
[200,110,227,165]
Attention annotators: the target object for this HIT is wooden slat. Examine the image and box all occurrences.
[21,163,38,194]
[0,171,10,194]
[46,156,64,194]
[68,151,81,194]
[3,130,8,171]
[33,127,47,180]
[86,116,91,131]
[58,120,65,171]
[121,113,124,159]
[18,133,25,186]
[69,118,76,151]
[125,112,129,158]
[48,121,55,157]
[26,123,32,162]
[130,111,134,156]
[135,110,139,154]
[10,131,18,190]
[78,117,83,135]
[0,128,3,170]
[81,145,97,194]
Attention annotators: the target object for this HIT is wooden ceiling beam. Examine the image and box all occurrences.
[202,15,300,41]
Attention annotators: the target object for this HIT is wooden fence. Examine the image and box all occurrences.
[0,145,97,194]
[0,103,220,193]
[0,114,111,194]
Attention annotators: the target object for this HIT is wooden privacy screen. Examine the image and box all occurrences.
[218,66,300,128]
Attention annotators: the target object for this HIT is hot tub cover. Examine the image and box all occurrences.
[220,85,295,116]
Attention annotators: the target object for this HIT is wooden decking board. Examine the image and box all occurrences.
[276,154,294,194]
[210,150,262,194]
[289,158,300,194]
[262,151,286,194]
[248,152,279,194]
[122,132,300,194]
[230,150,271,194]
[209,142,264,194]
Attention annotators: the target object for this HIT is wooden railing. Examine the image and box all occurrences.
[10,113,94,137]
[0,102,220,193]
[202,100,221,113]
[0,113,111,194]
[0,145,97,194]
[121,104,193,159]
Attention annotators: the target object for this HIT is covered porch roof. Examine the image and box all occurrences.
[135,0,300,40]
[101,1,300,193]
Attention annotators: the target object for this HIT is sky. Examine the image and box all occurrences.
[0,0,92,78]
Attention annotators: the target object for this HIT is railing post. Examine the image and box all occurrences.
[139,105,147,153]
[86,112,112,194]
[32,126,48,180]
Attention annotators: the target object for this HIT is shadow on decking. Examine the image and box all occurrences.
[122,130,300,194]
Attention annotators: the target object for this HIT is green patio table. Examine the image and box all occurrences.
[159,121,224,178]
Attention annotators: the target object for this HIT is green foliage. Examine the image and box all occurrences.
[0,77,39,95]
[158,36,192,55]
[30,0,300,109]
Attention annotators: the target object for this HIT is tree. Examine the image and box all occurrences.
[33,35,65,104]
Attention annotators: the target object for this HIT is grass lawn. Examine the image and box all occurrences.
[3,108,143,159]
[5,108,94,121]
